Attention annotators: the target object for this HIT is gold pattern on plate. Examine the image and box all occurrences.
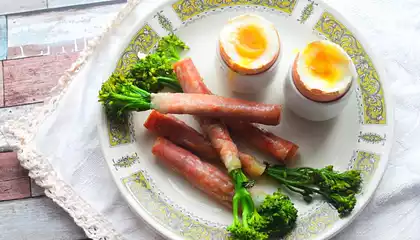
[315,12,386,124]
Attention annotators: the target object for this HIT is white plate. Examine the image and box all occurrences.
[97,1,394,239]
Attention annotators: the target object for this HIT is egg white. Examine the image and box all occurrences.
[219,14,280,72]
[296,40,356,95]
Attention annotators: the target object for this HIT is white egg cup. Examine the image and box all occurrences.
[283,61,356,122]
[215,41,281,94]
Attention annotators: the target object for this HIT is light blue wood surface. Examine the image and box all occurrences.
[0,0,47,15]
[0,0,124,15]
[0,197,87,240]
[48,0,123,9]
[0,16,7,60]
[7,3,121,47]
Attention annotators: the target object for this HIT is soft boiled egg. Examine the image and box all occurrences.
[219,14,281,75]
[292,40,357,102]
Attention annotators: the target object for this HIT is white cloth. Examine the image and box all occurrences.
[2,0,420,239]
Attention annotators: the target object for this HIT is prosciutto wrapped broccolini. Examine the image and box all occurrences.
[152,137,234,208]
[98,73,281,125]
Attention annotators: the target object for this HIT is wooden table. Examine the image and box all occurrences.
[0,1,125,239]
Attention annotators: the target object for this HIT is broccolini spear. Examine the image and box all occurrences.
[228,185,298,240]
[266,165,362,217]
[227,169,267,240]
[127,34,189,93]
[99,73,151,117]
[98,73,280,125]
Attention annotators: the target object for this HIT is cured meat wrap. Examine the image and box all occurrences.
[152,137,234,208]
[144,110,266,177]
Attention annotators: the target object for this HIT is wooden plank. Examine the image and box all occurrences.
[0,61,3,107]
[3,53,80,106]
[7,38,89,60]
[0,0,47,15]
[0,152,28,181]
[48,0,124,9]
[0,177,31,201]
[0,16,7,60]
[0,196,87,240]
[7,3,122,47]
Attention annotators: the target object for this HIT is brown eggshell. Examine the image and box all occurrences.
[292,54,351,103]
[218,33,281,75]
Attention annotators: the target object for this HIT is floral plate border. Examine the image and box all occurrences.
[99,1,393,240]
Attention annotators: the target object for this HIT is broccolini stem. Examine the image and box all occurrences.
[167,57,180,63]
[232,190,241,225]
[230,168,255,225]
[156,76,183,92]
[267,167,331,194]
[266,165,362,217]
[122,82,152,100]
[266,171,316,200]
[266,167,313,184]
[271,172,348,204]
[98,80,153,114]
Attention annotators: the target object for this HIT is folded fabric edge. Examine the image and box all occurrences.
[0,0,144,239]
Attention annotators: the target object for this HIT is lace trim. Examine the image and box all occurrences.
[0,0,143,239]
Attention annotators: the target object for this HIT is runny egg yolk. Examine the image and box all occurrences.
[219,14,280,75]
[235,24,267,60]
[303,41,349,85]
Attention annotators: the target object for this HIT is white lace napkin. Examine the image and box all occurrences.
[2,0,420,239]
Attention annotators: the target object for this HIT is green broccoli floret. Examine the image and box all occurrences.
[266,165,362,217]
[128,34,189,93]
[227,224,268,240]
[98,73,152,117]
[257,191,297,237]
[316,166,362,194]
[227,179,298,240]
[329,193,357,217]
[155,33,189,61]
[129,53,181,93]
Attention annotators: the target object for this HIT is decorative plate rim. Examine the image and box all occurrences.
[312,2,395,240]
